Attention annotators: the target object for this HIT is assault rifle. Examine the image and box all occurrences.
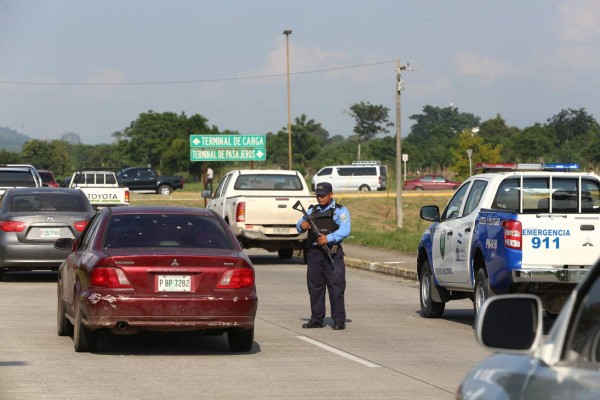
[293,200,335,264]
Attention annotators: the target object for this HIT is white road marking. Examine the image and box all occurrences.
[296,336,381,368]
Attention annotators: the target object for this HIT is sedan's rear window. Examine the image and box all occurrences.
[10,193,90,212]
[104,214,234,250]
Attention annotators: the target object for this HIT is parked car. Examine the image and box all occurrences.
[456,257,600,399]
[312,161,388,192]
[38,169,59,187]
[0,187,94,280]
[55,205,258,352]
[403,174,461,191]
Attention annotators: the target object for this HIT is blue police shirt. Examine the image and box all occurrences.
[296,199,351,245]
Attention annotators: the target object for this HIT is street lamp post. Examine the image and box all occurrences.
[395,60,411,229]
[283,29,292,170]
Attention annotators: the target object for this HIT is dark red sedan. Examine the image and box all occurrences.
[55,206,257,353]
[403,174,461,191]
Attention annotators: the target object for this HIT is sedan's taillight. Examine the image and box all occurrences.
[0,220,26,232]
[90,267,133,288]
[216,268,254,289]
[73,221,88,232]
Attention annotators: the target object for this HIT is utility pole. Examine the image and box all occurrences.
[283,29,293,170]
[395,59,412,229]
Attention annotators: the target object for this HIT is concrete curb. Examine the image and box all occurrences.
[345,257,418,281]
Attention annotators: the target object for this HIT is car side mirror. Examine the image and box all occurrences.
[54,238,75,251]
[201,189,213,198]
[420,205,440,222]
[477,294,543,353]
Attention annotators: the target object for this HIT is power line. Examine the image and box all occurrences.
[0,60,396,87]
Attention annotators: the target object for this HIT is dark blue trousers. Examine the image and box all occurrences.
[306,246,346,324]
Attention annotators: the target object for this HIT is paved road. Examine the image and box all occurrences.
[0,252,486,400]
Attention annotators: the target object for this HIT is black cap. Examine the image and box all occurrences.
[315,182,333,195]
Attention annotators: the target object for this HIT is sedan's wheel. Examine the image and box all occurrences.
[359,185,371,192]
[74,300,97,352]
[158,185,172,195]
[415,186,424,191]
[228,328,254,352]
[474,269,494,319]
[420,260,445,318]
[57,282,73,337]
[278,248,294,259]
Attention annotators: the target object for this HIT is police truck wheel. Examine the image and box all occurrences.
[157,185,172,195]
[474,269,494,319]
[359,185,371,192]
[278,248,293,259]
[420,260,445,318]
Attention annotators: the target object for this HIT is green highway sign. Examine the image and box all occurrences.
[190,134,265,148]
[189,134,267,161]
[190,147,266,161]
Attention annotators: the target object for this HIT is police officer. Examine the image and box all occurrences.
[296,182,351,330]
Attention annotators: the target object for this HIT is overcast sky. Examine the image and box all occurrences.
[1,0,600,145]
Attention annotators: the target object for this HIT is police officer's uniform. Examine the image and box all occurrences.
[296,182,351,330]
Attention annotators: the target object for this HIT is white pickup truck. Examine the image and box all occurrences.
[68,169,129,209]
[203,169,314,259]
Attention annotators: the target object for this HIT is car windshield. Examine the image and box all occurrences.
[9,192,89,212]
[104,213,234,249]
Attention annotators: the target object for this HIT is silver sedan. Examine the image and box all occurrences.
[0,187,94,280]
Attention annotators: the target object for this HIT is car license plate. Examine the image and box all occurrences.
[40,228,61,238]
[157,275,191,292]
[273,226,289,234]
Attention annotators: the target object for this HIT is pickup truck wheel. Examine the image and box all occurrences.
[278,248,294,259]
[420,260,445,318]
[157,185,172,196]
[474,269,495,318]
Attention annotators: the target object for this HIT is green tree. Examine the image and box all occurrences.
[404,105,480,172]
[347,101,393,160]
[450,130,501,179]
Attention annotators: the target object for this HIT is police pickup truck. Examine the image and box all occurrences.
[417,163,600,318]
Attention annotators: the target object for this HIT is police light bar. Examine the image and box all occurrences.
[475,162,580,172]
[541,163,579,171]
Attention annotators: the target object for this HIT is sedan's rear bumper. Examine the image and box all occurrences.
[0,243,66,269]
[79,289,257,332]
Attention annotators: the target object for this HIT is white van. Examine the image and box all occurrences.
[312,161,388,192]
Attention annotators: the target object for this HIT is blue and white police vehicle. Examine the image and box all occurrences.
[417,163,600,318]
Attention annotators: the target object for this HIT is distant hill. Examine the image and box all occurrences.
[0,127,30,152]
